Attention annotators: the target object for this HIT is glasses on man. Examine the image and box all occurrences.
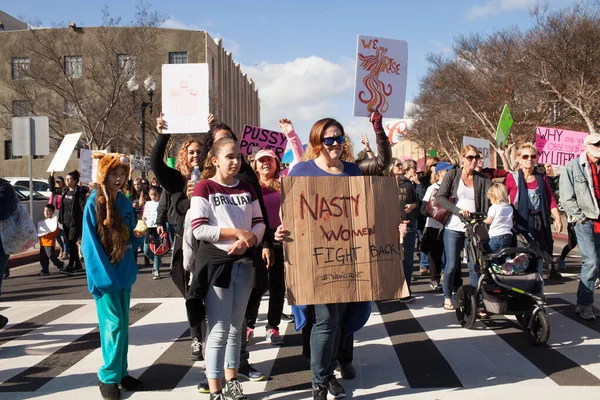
[465,154,481,161]
[521,154,537,160]
[322,135,346,146]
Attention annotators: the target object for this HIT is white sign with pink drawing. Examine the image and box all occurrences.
[161,63,210,134]
[353,35,408,119]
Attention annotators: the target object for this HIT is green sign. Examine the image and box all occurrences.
[495,104,513,147]
[429,149,437,157]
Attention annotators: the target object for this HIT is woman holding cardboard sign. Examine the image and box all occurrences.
[274,111,399,400]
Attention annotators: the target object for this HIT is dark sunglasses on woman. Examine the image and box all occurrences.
[521,154,537,160]
[465,154,481,161]
[322,136,345,146]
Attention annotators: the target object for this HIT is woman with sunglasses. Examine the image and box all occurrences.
[275,111,394,400]
[436,145,492,310]
[505,143,562,278]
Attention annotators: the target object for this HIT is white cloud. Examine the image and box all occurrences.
[465,0,537,20]
[241,56,355,135]
[160,18,240,56]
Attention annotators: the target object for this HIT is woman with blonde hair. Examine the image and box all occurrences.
[437,145,492,310]
[504,142,562,278]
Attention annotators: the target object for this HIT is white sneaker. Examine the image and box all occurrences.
[576,304,596,320]
[590,304,600,317]
[152,270,160,280]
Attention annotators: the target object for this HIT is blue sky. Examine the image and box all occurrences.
[3,0,575,145]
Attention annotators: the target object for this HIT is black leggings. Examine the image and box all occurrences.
[560,223,577,260]
[63,226,81,268]
[245,246,286,331]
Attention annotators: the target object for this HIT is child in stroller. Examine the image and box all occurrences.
[455,211,550,346]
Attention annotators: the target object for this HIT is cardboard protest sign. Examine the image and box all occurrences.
[161,63,210,134]
[354,35,408,119]
[463,136,491,168]
[281,176,409,305]
[495,105,513,147]
[79,149,107,184]
[536,126,587,166]
[239,125,288,161]
[47,132,81,172]
[130,155,151,172]
[143,201,159,228]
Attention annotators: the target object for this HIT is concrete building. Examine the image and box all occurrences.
[0,12,260,178]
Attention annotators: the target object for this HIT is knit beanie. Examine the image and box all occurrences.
[92,152,131,226]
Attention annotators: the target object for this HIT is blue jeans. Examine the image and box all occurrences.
[204,260,252,379]
[488,234,513,254]
[573,222,600,307]
[57,229,68,253]
[0,248,8,296]
[403,226,417,293]
[417,229,430,269]
[143,241,161,271]
[443,229,478,299]
[311,303,347,387]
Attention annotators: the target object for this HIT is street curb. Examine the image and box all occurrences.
[7,249,40,268]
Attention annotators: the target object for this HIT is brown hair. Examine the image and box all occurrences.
[201,137,239,180]
[460,145,479,158]
[175,137,206,180]
[252,156,281,192]
[303,118,354,162]
[94,164,130,264]
[425,156,440,172]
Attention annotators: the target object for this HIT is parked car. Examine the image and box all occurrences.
[5,177,52,198]
[12,185,49,225]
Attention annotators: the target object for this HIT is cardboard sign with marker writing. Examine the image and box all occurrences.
[239,124,288,161]
[281,176,409,305]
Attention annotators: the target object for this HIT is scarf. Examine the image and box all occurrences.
[516,169,552,251]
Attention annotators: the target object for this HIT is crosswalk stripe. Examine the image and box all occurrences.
[0,304,83,347]
[404,293,554,389]
[0,302,160,393]
[377,297,463,388]
[546,297,600,335]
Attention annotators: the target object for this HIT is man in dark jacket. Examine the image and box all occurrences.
[0,178,18,329]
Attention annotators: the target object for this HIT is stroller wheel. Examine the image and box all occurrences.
[523,310,550,346]
[455,285,477,329]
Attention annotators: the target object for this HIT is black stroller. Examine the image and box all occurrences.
[455,213,550,346]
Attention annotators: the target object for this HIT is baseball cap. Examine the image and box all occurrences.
[435,161,455,173]
[255,149,278,161]
[584,133,600,146]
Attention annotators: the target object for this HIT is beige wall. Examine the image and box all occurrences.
[0,27,259,178]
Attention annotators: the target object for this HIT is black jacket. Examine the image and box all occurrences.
[437,168,492,216]
[396,175,418,222]
[356,127,392,176]
[58,185,87,233]
[0,179,18,255]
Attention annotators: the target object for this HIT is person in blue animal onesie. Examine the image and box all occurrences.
[81,152,146,400]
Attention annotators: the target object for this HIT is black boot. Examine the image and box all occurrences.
[99,381,120,400]
[120,375,143,391]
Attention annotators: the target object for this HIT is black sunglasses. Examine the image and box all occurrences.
[322,135,346,146]
[393,163,402,168]
[521,154,537,160]
[465,155,481,161]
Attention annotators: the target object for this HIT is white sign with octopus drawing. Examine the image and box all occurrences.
[353,35,408,119]
[161,63,210,134]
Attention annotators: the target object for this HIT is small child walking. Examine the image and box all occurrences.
[484,183,514,254]
[142,186,163,280]
[37,204,64,276]
[80,153,145,400]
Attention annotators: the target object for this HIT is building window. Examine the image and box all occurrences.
[11,57,30,80]
[169,52,188,64]
[117,54,136,75]
[64,55,83,78]
[4,140,22,160]
[12,100,31,117]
